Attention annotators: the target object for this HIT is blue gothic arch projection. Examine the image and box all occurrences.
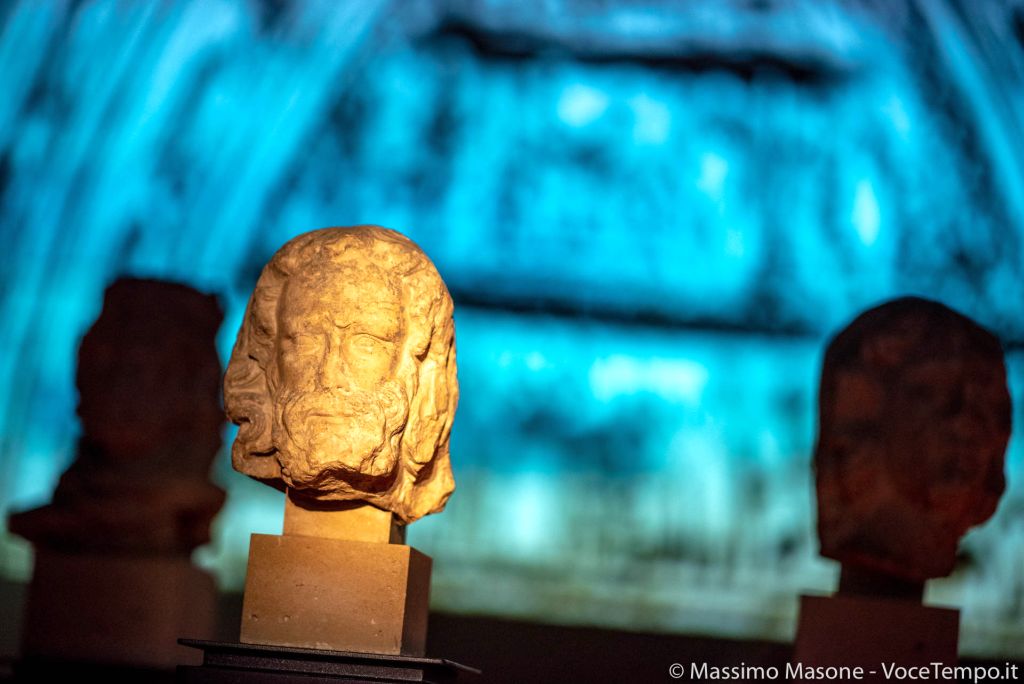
[1,0,1023,658]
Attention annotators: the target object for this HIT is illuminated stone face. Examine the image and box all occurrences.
[815,297,1010,581]
[273,269,408,489]
[224,226,458,523]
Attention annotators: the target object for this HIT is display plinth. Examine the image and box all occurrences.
[177,639,480,683]
[240,533,431,655]
[21,548,216,669]
[793,594,959,680]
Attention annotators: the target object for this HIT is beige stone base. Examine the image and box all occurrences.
[793,594,959,679]
[240,533,431,656]
[21,548,216,669]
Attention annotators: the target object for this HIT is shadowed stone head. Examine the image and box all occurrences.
[76,278,226,466]
[224,226,458,523]
[9,277,226,554]
[815,297,1010,581]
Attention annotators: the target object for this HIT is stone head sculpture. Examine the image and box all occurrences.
[815,297,1010,582]
[76,278,226,470]
[224,226,458,524]
[9,277,226,554]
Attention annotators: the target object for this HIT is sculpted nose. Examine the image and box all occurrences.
[319,335,348,388]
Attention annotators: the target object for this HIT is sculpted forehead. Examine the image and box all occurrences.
[278,265,404,340]
[827,354,1002,415]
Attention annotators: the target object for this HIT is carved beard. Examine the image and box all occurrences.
[272,381,408,496]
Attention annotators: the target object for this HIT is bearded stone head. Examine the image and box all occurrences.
[815,297,1010,581]
[224,226,458,523]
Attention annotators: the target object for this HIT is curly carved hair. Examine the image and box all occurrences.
[223,226,458,523]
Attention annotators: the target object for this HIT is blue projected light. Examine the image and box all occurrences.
[852,180,881,247]
[1,0,1024,659]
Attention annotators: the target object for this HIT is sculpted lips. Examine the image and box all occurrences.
[284,389,379,421]
[272,383,404,489]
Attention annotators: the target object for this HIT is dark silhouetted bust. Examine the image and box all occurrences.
[10,278,226,554]
[815,296,1010,583]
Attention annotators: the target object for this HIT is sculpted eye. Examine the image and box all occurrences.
[282,332,320,355]
[254,320,273,341]
[349,333,391,356]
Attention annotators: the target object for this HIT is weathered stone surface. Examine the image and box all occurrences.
[240,533,431,655]
[224,226,458,524]
[815,296,1010,581]
[9,278,226,554]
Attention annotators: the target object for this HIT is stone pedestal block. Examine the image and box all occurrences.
[240,533,431,656]
[22,548,216,669]
[793,594,959,681]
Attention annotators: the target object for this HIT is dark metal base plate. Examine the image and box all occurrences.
[177,639,480,683]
